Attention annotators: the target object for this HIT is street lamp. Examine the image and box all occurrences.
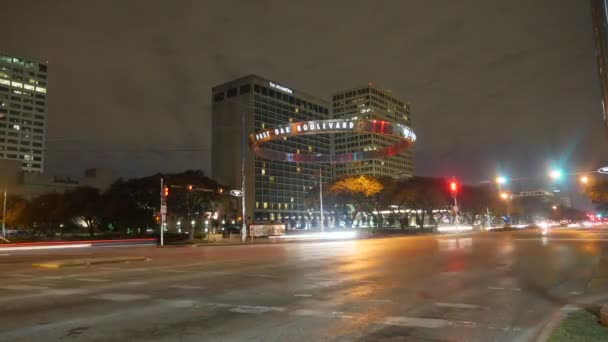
[495,176,507,184]
[552,205,558,210]
[580,176,589,184]
[549,169,563,180]
[500,192,509,200]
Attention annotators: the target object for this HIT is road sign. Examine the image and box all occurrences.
[230,189,243,197]
[598,166,608,174]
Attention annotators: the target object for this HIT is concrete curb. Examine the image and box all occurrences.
[536,294,608,342]
[32,256,150,268]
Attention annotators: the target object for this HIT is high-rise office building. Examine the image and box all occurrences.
[0,54,48,172]
[332,85,414,178]
[592,0,608,131]
[212,75,331,226]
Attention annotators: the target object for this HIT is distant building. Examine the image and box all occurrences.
[332,85,414,178]
[211,75,331,225]
[591,0,608,132]
[0,159,115,199]
[0,54,48,172]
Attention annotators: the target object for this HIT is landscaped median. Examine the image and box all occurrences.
[547,306,608,342]
[32,256,150,269]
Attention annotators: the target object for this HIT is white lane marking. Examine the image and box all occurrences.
[97,267,120,271]
[0,285,48,291]
[434,302,480,309]
[45,288,89,296]
[0,253,10,256]
[246,274,275,278]
[159,269,188,273]
[94,293,151,302]
[75,278,110,283]
[568,291,583,296]
[561,304,582,313]
[157,299,196,308]
[369,299,392,303]
[40,276,64,280]
[228,305,285,314]
[290,309,354,319]
[7,273,33,278]
[488,286,521,291]
[0,243,92,251]
[382,316,450,329]
[170,285,204,290]
[294,294,313,297]
[125,281,148,286]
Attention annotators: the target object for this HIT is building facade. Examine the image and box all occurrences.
[332,85,413,178]
[212,75,331,226]
[0,54,48,172]
[592,0,608,132]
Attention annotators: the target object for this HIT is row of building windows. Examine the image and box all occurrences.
[213,83,329,115]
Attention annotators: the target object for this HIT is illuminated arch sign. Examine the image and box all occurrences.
[598,166,608,174]
[250,119,416,164]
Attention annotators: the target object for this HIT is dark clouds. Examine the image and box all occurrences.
[3,0,606,184]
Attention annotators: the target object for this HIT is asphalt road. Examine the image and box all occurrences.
[1,229,608,341]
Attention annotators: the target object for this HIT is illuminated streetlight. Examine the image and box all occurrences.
[495,176,507,184]
[549,169,563,180]
[552,205,558,210]
[500,192,509,200]
[580,176,589,184]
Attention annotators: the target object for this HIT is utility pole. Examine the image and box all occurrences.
[241,112,247,243]
[160,177,166,246]
[1,184,7,238]
[319,165,324,233]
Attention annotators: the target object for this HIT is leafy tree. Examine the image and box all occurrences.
[64,186,103,237]
[22,193,71,237]
[330,175,386,227]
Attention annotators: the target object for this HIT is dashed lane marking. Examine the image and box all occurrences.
[382,316,450,329]
[0,285,48,291]
[124,281,148,286]
[246,274,275,278]
[6,273,33,278]
[228,305,285,314]
[488,286,521,291]
[0,253,10,256]
[294,294,313,297]
[170,285,204,290]
[45,288,89,296]
[434,302,480,309]
[75,278,110,283]
[93,293,151,302]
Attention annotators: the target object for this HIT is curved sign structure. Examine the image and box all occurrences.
[598,166,608,174]
[250,119,416,164]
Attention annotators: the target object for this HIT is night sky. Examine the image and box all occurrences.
[4,1,607,189]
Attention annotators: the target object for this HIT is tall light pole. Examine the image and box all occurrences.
[319,165,324,233]
[241,111,247,243]
[1,184,7,238]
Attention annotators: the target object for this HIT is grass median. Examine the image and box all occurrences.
[549,309,608,342]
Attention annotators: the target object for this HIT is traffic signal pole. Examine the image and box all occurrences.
[160,177,165,246]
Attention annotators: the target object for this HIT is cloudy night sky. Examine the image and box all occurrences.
[3,0,606,187]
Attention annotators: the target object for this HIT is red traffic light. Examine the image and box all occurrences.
[164,186,169,197]
[450,182,457,192]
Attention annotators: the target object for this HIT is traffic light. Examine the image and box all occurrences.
[449,180,458,195]
[187,184,193,191]
[164,186,169,197]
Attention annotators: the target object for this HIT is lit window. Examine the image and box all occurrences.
[35,87,46,93]
[263,202,268,209]
[24,84,35,91]
[0,79,9,86]
[13,125,19,130]
[308,146,312,152]
[261,168,265,175]
[11,81,23,88]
